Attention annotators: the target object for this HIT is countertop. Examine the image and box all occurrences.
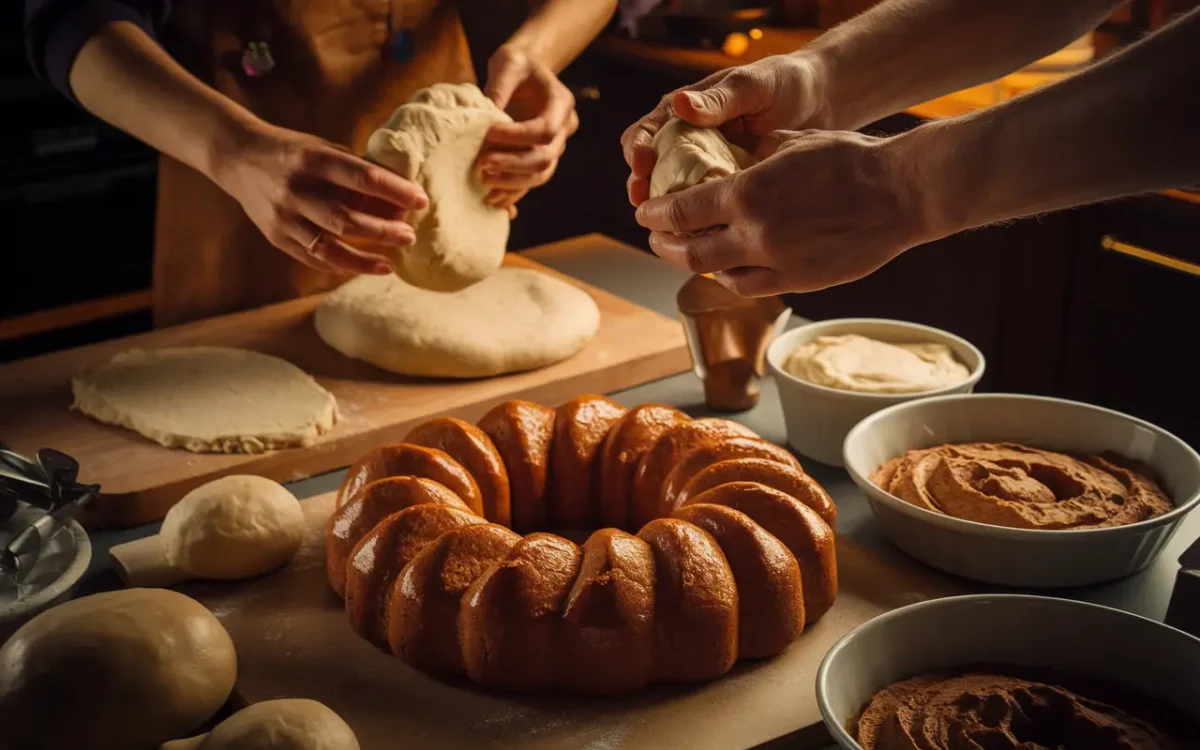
[78,241,1200,749]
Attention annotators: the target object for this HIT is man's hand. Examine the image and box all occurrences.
[621,54,830,206]
[481,44,580,215]
[635,129,937,296]
[212,121,426,275]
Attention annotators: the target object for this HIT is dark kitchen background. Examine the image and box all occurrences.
[4,0,1198,446]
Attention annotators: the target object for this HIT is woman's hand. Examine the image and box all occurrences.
[621,53,830,206]
[634,128,938,296]
[480,44,580,215]
[211,121,427,275]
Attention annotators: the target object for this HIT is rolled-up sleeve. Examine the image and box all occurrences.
[25,0,172,102]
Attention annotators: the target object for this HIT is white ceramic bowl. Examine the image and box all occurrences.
[844,393,1200,587]
[816,594,1200,749]
[766,318,984,467]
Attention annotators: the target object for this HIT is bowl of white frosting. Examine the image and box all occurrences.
[766,318,984,466]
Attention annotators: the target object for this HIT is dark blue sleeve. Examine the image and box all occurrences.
[24,0,172,103]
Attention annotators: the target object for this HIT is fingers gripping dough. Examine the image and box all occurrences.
[366,83,513,291]
[160,699,359,750]
[649,117,756,199]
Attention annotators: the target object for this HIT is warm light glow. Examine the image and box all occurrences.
[748,28,764,40]
[722,33,750,58]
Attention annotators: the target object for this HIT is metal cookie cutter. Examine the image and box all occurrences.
[0,444,98,585]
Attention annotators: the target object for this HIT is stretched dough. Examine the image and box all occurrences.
[160,699,359,750]
[0,588,237,750]
[366,83,512,291]
[649,117,756,199]
[72,346,338,453]
[314,267,600,379]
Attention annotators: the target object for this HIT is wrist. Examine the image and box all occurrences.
[878,119,979,243]
[202,107,267,187]
[787,50,838,130]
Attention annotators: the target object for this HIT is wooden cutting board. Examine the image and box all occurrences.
[179,493,961,750]
[0,236,690,528]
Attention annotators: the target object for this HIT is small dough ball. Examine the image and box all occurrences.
[649,117,756,199]
[0,588,236,750]
[366,82,513,292]
[162,475,305,580]
[161,699,359,750]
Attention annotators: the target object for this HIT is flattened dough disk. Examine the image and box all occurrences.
[314,268,600,379]
[71,347,338,454]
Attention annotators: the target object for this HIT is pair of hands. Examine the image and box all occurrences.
[623,55,936,296]
[215,45,577,276]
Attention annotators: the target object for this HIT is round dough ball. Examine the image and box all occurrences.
[315,267,600,378]
[71,346,338,454]
[0,588,236,750]
[162,475,306,580]
[366,83,512,291]
[161,699,359,750]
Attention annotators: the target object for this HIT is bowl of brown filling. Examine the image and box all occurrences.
[844,394,1200,586]
[816,594,1200,750]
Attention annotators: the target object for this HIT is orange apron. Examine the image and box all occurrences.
[153,0,494,326]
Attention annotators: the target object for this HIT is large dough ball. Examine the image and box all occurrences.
[161,475,306,580]
[160,699,359,750]
[0,588,237,750]
[366,83,512,292]
[315,267,600,378]
[649,117,756,199]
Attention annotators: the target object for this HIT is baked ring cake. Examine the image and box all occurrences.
[325,396,838,693]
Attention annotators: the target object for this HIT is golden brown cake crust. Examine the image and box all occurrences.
[550,395,628,530]
[560,528,656,694]
[388,523,521,675]
[326,476,469,598]
[685,482,837,623]
[459,533,583,691]
[659,437,802,516]
[637,518,738,683]
[336,443,482,513]
[678,458,838,526]
[344,505,484,648]
[477,400,556,533]
[405,417,509,524]
[673,503,804,658]
[598,404,688,530]
[631,418,757,529]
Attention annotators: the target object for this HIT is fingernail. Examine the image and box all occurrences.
[685,92,704,109]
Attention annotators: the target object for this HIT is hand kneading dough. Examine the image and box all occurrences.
[0,588,236,750]
[160,699,359,750]
[649,117,756,199]
[72,346,338,453]
[314,267,600,378]
[163,475,305,580]
[366,83,512,291]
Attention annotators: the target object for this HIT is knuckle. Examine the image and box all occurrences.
[665,199,690,231]
[325,205,352,235]
[683,246,710,273]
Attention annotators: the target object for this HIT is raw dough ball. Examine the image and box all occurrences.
[161,475,306,580]
[366,83,512,292]
[160,699,359,750]
[649,116,756,198]
[0,588,236,750]
[314,267,600,378]
[72,346,338,454]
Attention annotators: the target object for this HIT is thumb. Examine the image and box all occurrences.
[673,88,741,128]
[484,57,526,110]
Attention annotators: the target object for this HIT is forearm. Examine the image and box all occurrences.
[505,0,616,72]
[802,0,1122,131]
[904,7,1200,238]
[69,21,260,180]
